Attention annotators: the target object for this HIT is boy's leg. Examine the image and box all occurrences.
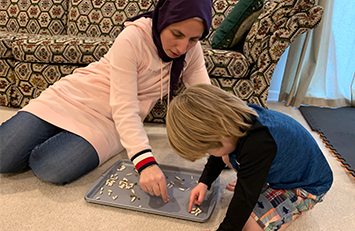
[29,130,99,185]
[242,215,292,231]
[278,223,291,231]
[0,111,63,173]
[251,187,324,231]
[242,216,263,231]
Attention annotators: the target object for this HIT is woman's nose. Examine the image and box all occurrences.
[176,38,189,54]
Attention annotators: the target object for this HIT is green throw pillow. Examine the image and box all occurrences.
[212,0,263,49]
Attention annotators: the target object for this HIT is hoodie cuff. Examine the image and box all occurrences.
[131,149,158,173]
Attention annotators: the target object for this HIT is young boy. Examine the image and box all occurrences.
[166,84,333,231]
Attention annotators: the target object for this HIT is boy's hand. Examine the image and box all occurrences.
[226,180,237,192]
[139,165,170,203]
[188,182,208,212]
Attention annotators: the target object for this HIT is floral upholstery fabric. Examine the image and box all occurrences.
[11,33,115,64]
[0,60,79,108]
[67,0,157,38]
[0,0,69,36]
[241,0,324,107]
[0,59,16,106]
[0,0,324,123]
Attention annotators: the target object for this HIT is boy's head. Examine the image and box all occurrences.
[166,84,258,161]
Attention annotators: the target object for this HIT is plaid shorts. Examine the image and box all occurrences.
[251,187,325,231]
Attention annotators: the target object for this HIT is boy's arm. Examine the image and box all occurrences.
[199,156,226,189]
[217,122,277,231]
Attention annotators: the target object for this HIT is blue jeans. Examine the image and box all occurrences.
[0,111,99,184]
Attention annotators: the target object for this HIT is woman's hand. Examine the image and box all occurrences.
[139,165,170,203]
[188,182,208,212]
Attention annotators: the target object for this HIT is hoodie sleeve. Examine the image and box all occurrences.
[182,42,211,87]
[107,26,157,173]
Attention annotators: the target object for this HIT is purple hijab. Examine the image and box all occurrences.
[127,0,213,96]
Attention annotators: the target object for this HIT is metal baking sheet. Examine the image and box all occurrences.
[85,159,219,222]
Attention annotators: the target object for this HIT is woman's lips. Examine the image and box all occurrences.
[170,50,180,58]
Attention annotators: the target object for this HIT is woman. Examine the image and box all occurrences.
[0,0,212,203]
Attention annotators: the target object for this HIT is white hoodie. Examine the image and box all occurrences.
[22,18,210,171]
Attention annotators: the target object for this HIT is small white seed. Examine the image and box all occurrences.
[126,173,133,176]
[117,165,126,172]
[119,184,125,189]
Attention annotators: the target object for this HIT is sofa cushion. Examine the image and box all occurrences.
[11,34,115,64]
[203,47,250,78]
[67,0,157,38]
[0,33,16,59]
[0,0,68,35]
[212,0,263,49]
[0,59,17,107]
[0,32,31,59]
[0,61,80,108]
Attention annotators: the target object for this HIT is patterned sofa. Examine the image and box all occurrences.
[0,0,323,123]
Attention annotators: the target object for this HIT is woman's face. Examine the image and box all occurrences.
[160,18,204,58]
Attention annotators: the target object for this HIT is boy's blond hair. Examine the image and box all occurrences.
[166,84,258,161]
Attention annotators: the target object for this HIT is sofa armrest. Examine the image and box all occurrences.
[242,0,323,107]
[244,0,324,65]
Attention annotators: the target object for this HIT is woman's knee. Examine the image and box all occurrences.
[0,111,59,174]
[0,134,30,173]
[29,134,99,185]
[29,156,71,185]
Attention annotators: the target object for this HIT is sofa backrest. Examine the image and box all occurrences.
[202,0,239,48]
[66,0,158,38]
[0,0,69,35]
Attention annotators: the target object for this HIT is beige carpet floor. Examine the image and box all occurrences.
[1,102,354,231]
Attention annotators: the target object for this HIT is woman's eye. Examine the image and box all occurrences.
[172,32,183,38]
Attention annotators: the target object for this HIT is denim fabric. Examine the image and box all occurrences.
[0,111,99,184]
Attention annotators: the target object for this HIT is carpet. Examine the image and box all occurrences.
[299,106,355,178]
